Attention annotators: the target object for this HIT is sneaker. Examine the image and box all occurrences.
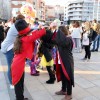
[10,85,14,89]
[55,90,67,95]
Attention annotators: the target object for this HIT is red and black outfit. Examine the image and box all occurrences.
[52,29,74,95]
[11,19,46,100]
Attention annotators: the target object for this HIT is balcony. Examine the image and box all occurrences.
[11,4,22,8]
[68,8,83,13]
[69,17,82,20]
[68,13,82,16]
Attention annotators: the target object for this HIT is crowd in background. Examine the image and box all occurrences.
[0,15,100,100]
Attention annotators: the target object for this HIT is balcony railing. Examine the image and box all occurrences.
[68,8,83,13]
[68,4,83,9]
[69,17,82,20]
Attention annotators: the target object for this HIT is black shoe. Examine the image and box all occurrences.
[95,49,98,51]
[46,79,56,84]
[91,49,95,52]
[24,98,28,100]
[16,98,28,100]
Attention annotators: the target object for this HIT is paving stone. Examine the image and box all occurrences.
[75,78,95,89]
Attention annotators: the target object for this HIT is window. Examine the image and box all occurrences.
[33,2,35,5]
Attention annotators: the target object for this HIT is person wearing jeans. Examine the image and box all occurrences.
[1,15,25,89]
[91,34,100,51]
[4,49,14,84]
[1,24,18,89]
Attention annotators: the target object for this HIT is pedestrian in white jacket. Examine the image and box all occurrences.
[82,21,92,61]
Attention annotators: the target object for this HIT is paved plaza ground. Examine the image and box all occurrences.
[0,50,100,100]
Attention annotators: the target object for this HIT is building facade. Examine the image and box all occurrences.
[0,0,11,20]
[11,0,26,17]
[37,0,45,20]
[45,5,64,22]
[45,5,56,22]
[11,0,45,20]
[64,0,100,22]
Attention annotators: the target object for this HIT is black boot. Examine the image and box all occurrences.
[95,49,98,51]
[46,78,56,84]
[46,66,56,84]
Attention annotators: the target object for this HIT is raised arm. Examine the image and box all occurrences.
[22,28,46,42]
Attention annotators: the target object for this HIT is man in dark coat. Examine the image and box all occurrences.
[0,22,4,49]
[39,29,56,84]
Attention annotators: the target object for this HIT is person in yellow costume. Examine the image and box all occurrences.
[39,28,56,84]
[20,4,36,25]
[40,55,54,67]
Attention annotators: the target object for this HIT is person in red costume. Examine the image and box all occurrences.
[11,19,46,100]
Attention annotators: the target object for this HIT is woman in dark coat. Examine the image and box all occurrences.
[52,26,74,100]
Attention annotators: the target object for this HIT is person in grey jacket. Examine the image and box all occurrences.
[1,15,25,89]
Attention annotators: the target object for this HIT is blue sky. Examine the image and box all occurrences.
[45,0,67,6]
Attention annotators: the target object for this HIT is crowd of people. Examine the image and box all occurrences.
[0,14,100,100]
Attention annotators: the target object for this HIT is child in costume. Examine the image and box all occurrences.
[11,19,46,100]
[52,25,74,100]
[26,40,41,76]
[51,46,57,72]
[39,29,56,84]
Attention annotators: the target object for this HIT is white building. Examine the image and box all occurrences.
[64,0,100,22]
[0,0,11,20]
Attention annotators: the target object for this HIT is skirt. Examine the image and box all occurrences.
[39,55,54,67]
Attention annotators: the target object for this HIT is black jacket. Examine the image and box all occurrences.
[53,29,74,87]
[39,29,54,62]
[0,25,4,41]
